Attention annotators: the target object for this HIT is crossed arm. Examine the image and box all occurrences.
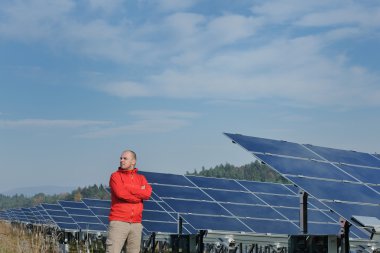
[110,174,152,203]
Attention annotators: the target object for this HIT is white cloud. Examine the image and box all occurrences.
[79,110,199,138]
[0,119,111,128]
[99,81,153,97]
[0,0,74,40]
[1,0,380,108]
[155,0,199,12]
[86,0,123,14]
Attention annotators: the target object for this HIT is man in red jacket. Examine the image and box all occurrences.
[106,150,152,253]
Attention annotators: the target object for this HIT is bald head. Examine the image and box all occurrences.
[121,150,137,160]
[119,150,137,170]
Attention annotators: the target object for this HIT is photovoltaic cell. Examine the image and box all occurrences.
[241,218,299,234]
[221,203,284,220]
[143,210,176,222]
[152,185,212,201]
[163,199,231,216]
[289,177,380,205]
[237,180,295,195]
[275,207,335,223]
[82,198,110,208]
[203,189,265,205]
[141,171,193,187]
[326,202,380,221]
[255,154,357,181]
[186,176,245,191]
[304,144,380,168]
[256,194,300,208]
[144,200,165,211]
[224,133,319,159]
[337,164,380,184]
[181,214,251,232]
[306,223,341,235]
[59,200,107,232]
[143,221,178,233]
[41,203,79,231]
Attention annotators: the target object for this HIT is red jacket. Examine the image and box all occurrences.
[109,168,152,223]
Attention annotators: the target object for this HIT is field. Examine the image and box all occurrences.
[0,221,108,253]
[0,221,59,253]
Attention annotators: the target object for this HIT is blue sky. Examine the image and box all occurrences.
[1,0,380,193]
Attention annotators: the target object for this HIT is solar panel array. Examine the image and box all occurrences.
[224,132,380,237]
[0,171,372,239]
[141,171,370,238]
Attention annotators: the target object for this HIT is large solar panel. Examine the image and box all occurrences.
[225,132,379,238]
[139,171,362,237]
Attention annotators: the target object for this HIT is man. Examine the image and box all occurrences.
[107,150,152,253]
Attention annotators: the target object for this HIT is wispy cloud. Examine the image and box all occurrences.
[79,110,199,138]
[0,119,111,128]
[1,0,380,108]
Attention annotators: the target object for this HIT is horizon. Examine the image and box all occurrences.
[1,0,380,193]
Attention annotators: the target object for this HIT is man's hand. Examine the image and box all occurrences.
[141,185,146,189]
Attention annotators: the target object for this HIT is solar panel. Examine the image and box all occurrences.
[58,200,107,232]
[139,169,366,237]
[21,208,38,224]
[163,199,231,216]
[225,132,379,239]
[80,198,176,234]
[337,164,380,185]
[289,177,380,205]
[224,133,319,159]
[0,210,10,221]
[187,175,245,191]
[30,207,45,225]
[241,218,299,234]
[237,180,295,195]
[180,214,252,232]
[304,144,380,167]
[152,184,212,201]
[221,203,284,219]
[41,203,79,231]
[141,171,194,187]
[255,154,357,181]
[203,189,264,205]
[11,209,29,223]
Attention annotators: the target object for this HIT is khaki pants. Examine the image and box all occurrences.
[106,221,143,253]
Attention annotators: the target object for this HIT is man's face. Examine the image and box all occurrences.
[120,152,136,170]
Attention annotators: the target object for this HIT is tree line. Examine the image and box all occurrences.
[0,184,109,210]
[186,161,289,183]
[1,161,289,210]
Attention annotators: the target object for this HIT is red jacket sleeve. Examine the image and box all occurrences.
[130,175,152,200]
[109,173,141,203]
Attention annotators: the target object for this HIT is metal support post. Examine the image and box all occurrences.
[339,218,350,253]
[299,190,308,234]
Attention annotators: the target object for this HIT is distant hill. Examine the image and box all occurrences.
[1,185,76,197]
[0,184,109,210]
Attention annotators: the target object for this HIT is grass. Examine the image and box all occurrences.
[0,221,59,253]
